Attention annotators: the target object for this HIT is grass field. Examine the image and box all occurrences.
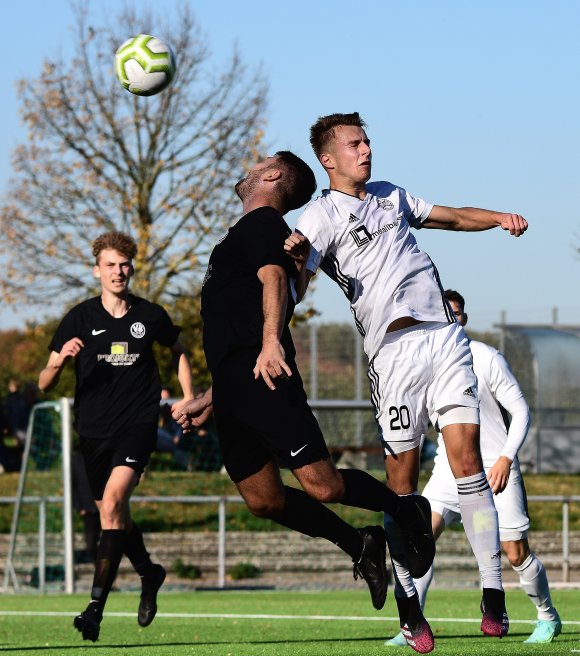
[0,588,578,655]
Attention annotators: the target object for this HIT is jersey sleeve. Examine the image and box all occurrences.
[488,350,531,461]
[155,306,182,347]
[239,209,294,274]
[48,309,81,353]
[295,203,335,273]
[400,188,434,229]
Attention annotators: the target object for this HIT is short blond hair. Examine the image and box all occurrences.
[92,231,137,263]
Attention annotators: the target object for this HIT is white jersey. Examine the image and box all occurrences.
[424,339,532,539]
[433,339,531,468]
[297,181,454,359]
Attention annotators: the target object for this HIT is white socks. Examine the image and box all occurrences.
[512,552,558,621]
[384,512,417,598]
[413,563,434,611]
[456,472,503,591]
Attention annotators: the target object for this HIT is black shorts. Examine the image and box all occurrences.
[79,423,157,500]
[212,350,330,483]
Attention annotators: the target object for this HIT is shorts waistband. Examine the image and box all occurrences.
[379,321,451,346]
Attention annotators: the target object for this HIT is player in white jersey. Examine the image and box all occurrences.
[386,290,562,646]
[284,112,528,652]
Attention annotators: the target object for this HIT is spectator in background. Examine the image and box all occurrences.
[155,386,192,470]
[4,379,30,446]
[0,404,12,473]
[156,386,182,452]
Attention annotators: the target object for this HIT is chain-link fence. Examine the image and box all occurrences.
[292,321,580,472]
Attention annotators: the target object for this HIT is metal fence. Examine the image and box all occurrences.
[296,322,580,471]
[2,493,578,593]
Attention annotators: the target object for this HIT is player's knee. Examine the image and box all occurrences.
[98,498,127,527]
[505,543,530,568]
[302,477,344,503]
[245,495,285,518]
[509,552,527,568]
[448,447,482,478]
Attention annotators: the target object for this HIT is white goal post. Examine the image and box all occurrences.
[3,398,74,593]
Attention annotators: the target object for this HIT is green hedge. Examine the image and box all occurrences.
[0,470,578,533]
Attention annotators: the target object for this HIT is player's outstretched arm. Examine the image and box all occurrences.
[38,338,84,393]
[284,231,315,303]
[423,205,528,236]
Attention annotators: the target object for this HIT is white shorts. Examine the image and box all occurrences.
[369,322,479,456]
[423,452,530,542]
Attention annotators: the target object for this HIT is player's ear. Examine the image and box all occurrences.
[93,264,101,279]
[262,168,282,182]
[320,152,334,171]
[463,312,468,327]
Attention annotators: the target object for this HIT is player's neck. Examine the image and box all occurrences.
[100,290,131,318]
[242,194,284,216]
[328,174,367,200]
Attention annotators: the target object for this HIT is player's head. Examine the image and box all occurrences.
[235,151,316,213]
[445,289,468,327]
[309,112,371,185]
[92,231,137,293]
[92,231,137,264]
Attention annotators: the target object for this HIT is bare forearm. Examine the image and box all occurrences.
[38,364,63,393]
[262,271,288,344]
[424,205,527,236]
[295,266,313,304]
[425,206,501,231]
[175,351,195,399]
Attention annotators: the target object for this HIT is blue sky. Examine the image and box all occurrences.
[2,0,579,331]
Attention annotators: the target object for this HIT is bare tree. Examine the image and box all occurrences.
[0,2,267,310]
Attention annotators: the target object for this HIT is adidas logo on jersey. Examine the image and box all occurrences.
[348,213,359,223]
[463,387,476,398]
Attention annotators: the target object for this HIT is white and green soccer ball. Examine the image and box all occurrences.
[114,34,176,96]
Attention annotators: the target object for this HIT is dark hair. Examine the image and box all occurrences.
[310,112,367,159]
[92,231,137,263]
[444,289,466,310]
[274,151,317,212]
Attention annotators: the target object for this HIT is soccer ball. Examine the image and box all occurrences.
[114,34,176,96]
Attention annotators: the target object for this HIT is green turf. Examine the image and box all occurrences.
[0,588,577,655]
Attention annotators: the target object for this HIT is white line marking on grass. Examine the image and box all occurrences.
[0,611,578,626]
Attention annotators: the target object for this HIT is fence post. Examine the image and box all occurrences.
[218,497,226,588]
[38,497,46,592]
[354,329,363,447]
[310,324,318,402]
[61,398,74,594]
[562,500,569,583]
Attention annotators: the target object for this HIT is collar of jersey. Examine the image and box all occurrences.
[326,187,369,202]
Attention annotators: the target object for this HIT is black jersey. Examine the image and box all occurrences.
[49,295,180,438]
[201,206,296,372]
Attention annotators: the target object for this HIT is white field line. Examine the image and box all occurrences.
[0,610,578,625]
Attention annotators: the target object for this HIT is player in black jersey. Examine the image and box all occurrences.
[39,231,196,642]
[173,151,435,612]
